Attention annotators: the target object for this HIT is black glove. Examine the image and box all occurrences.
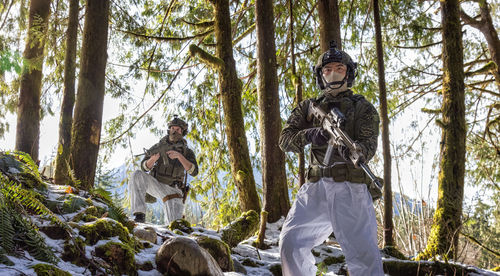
[305,127,330,145]
[338,145,351,161]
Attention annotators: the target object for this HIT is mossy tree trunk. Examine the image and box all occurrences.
[318,0,341,51]
[54,0,79,185]
[255,0,290,222]
[70,0,109,190]
[373,0,394,247]
[288,0,305,187]
[418,0,465,260]
[208,0,260,213]
[15,0,52,162]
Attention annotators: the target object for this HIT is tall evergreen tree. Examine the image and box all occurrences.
[255,0,290,222]
[70,0,110,190]
[372,0,394,247]
[193,0,261,213]
[418,0,466,260]
[317,0,341,51]
[54,0,78,185]
[15,0,51,161]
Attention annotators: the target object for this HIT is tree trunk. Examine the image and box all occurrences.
[210,0,260,213]
[318,0,341,51]
[372,0,394,247]
[255,0,290,222]
[288,0,305,187]
[15,0,52,162]
[70,0,109,190]
[418,0,465,260]
[54,0,78,185]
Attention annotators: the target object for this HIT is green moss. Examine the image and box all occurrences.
[269,263,282,276]
[241,258,259,267]
[194,235,234,271]
[382,246,407,260]
[221,210,260,248]
[169,219,193,234]
[78,218,143,251]
[71,206,99,222]
[384,260,472,275]
[61,237,88,266]
[322,255,345,266]
[31,263,71,276]
[95,241,137,276]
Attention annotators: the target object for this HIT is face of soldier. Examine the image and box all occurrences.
[169,126,183,142]
[322,62,347,83]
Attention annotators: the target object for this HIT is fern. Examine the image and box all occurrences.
[0,206,15,252]
[90,188,129,227]
[12,212,58,264]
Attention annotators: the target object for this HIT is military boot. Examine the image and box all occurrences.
[133,212,145,223]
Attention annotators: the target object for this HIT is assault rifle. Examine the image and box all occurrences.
[135,140,186,166]
[307,102,383,189]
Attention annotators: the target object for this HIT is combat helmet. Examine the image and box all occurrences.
[168,115,188,136]
[313,41,357,89]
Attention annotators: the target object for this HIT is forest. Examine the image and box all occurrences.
[0,0,499,274]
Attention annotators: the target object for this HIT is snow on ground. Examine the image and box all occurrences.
[0,183,499,276]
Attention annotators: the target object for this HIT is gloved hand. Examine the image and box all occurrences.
[305,127,330,145]
[338,145,351,161]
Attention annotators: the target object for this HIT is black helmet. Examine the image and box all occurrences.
[313,41,357,89]
[168,115,188,136]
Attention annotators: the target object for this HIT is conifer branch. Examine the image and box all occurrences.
[188,44,224,70]
[119,28,213,42]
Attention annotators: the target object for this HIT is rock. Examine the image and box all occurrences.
[169,218,193,234]
[94,241,137,276]
[193,235,234,271]
[156,236,224,276]
[31,263,72,276]
[220,210,259,248]
[134,227,157,244]
[232,258,247,274]
[39,225,70,240]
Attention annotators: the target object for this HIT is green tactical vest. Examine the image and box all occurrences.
[151,137,187,186]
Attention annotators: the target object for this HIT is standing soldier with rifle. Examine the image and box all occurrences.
[279,41,384,276]
[129,115,198,225]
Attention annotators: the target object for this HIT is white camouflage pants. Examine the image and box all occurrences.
[279,178,384,276]
[129,170,184,225]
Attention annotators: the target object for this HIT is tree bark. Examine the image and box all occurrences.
[318,0,342,52]
[460,0,500,92]
[54,0,78,185]
[15,0,52,162]
[209,0,260,213]
[70,0,109,190]
[372,0,394,247]
[288,0,305,187]
[255,0,290,222]
[418,0,465,260]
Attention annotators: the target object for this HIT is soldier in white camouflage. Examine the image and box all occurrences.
[129,115,198,225]
[279,41,384,276]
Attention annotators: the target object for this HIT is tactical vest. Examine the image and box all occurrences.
[150,137,188,187]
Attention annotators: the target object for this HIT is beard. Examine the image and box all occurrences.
[169,131,183,142]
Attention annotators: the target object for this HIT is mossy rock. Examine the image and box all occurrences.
[220,210,260,248]
[47,194,90,214]
[194,235,234,271]
[322,255,345,266]
[169,219,193,234]
[78,218,143,251]
[269,263,282,276]
[383,260,478,275]
[39,225,70,240]
[61,237,89,266]
[381,246,407,260]
[137,260,154,271]
[95,241,137,276]
[241,258,259,267]
[31,263,71,276]
[71,206,100,222]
